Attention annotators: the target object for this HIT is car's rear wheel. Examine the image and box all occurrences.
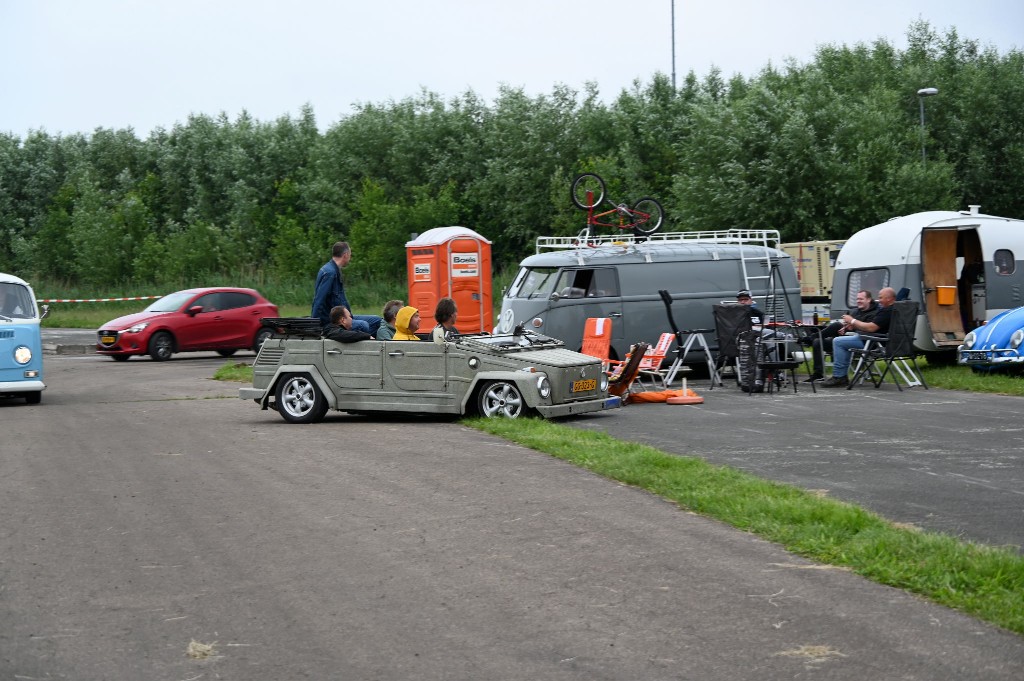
[111,354,130,362]
[216,349,237,357]
[275,373,329,424]
[25,391,41,405]
[253,327,274,352]
[477,380,526,419]
[148,331,174,361]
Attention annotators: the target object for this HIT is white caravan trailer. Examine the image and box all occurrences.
[831,206,1024,361]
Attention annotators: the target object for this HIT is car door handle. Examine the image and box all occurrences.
[609,312,622,318]
[327,349,342,355]
[388,351,405,357]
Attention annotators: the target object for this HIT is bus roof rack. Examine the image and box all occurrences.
[535,229,781,254]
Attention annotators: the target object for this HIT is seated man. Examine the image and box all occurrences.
[432,297,460,344]
[322,305,372,343]
[821,287,896,387]
[376,299,403,340]
[804,289,878,381]
[392,306,422,340]
[736,289,764,325]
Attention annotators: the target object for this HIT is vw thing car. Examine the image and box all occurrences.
[240,320,620,423]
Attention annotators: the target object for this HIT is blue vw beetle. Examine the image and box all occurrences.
[958,305,1024,372]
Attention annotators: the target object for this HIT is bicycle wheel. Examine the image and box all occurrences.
[571,173,606,210]
[630,197,664,235]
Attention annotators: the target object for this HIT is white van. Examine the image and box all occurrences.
[832,206,1024,361]
[498,230,802,361]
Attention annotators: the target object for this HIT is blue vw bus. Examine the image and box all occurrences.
[0,273,47,404]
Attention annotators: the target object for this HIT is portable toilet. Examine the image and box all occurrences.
[406,226,493,333]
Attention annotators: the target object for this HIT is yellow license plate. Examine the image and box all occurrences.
[101,336,116,344]
[572,379,597,392]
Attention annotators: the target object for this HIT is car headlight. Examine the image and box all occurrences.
[127,322,150,333]
[537,375,551,398]
[600,373,609,392]
[14,345,32,364]
[963,331,976,350]
[1011,330,1024,349]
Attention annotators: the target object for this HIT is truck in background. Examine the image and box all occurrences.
[780,240,846,323]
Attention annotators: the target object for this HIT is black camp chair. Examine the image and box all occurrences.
[713,304,753,385]
[847,300,928,391]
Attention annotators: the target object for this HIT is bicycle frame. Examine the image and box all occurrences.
[583,191,656,232]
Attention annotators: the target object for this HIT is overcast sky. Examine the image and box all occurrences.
[2,0,1021,138]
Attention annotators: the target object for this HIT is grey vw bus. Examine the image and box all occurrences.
[498,231,802,361]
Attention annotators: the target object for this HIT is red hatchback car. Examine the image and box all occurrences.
[96,287,279,361]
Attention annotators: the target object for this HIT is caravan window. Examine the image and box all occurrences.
[555,268,620,299]
[845,268,889,308]
[994,249,1015,275]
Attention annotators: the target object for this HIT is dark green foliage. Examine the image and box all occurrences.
[1,23,1021,287]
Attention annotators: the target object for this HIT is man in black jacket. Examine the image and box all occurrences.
[323,306,372,343]
[805,290,878,381]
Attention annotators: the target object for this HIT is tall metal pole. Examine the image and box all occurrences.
[671,0,676,90]
[917,87,938,162]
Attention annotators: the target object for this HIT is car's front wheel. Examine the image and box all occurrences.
[148,331,174,361]
[275,373,329,424]
[253,327,274,353]
[477,380,526,419]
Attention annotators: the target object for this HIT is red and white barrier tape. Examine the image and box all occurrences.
[36,295,164,303]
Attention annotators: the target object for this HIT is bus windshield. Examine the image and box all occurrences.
[508,267,560,299]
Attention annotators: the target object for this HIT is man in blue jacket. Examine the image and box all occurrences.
[311,242,382,336]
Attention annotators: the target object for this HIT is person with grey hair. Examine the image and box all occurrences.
[311,241,382,336]
[821,287,896,387]
[376,299,404,340]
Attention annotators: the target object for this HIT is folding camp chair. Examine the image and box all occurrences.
[607,342,650,398]
[847,301,928,391]
[581,317,615,371]
[636,332,675,389]
[713,304,753,385]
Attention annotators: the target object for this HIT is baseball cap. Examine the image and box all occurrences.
[737,289,752,299]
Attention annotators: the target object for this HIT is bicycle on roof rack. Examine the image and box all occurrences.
[571,173,664,243]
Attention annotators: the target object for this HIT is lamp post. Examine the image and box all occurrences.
[671,0,677,90]
[917,87,938,162]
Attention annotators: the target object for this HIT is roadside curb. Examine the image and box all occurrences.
[44,343,94,356]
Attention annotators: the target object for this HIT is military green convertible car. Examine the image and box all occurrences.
[239,321,620,423]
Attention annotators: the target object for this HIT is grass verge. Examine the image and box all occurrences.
[212,362,255,382]
[468,417,1024,635]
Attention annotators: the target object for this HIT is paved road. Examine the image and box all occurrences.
[1,355,1022,679]
[571,378,1024,552]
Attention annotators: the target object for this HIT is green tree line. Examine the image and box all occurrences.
[1,22,1021,291]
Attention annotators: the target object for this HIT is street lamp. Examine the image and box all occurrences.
[671,0,677,90]
[917,87,939,162]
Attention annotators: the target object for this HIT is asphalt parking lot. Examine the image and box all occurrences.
[571,376,1024,551]
[4,349,1022,679]
[40,328,1024,551]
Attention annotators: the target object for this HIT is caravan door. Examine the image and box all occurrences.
[921,227,968,348]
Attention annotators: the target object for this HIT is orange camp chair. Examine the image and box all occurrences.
[581,317,614,370]
[636,332,675,389]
